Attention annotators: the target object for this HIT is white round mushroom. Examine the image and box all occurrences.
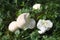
[8,21,18,32]
[33,4,41,10]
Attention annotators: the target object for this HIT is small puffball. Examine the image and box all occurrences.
[37,19,53,34]
[33,4,41,10]
[8,21,18,32]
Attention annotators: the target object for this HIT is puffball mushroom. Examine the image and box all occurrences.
[8,21,18,32]
[33,4,41,10]
[16,13,36,30]
[37,19,53,34]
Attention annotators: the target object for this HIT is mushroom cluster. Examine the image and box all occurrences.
[8,4,53,34]
[8,13,36,32]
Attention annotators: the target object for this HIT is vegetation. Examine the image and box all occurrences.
[0,0,60,40]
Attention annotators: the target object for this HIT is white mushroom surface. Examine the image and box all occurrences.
[37,19,53,34]
[33,4,41,10]
[8,21,18,32]
[16,13,36,30]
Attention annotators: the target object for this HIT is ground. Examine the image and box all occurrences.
[0,0,60,40]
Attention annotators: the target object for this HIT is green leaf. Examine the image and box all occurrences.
[30,30,39,40]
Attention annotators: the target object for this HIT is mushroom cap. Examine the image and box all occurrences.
[16,13,36,30]
[37,19,53,34]
[33,4,41,9]
[16,13,30,28]
[37,19,53,29]
[8,21,18,32]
